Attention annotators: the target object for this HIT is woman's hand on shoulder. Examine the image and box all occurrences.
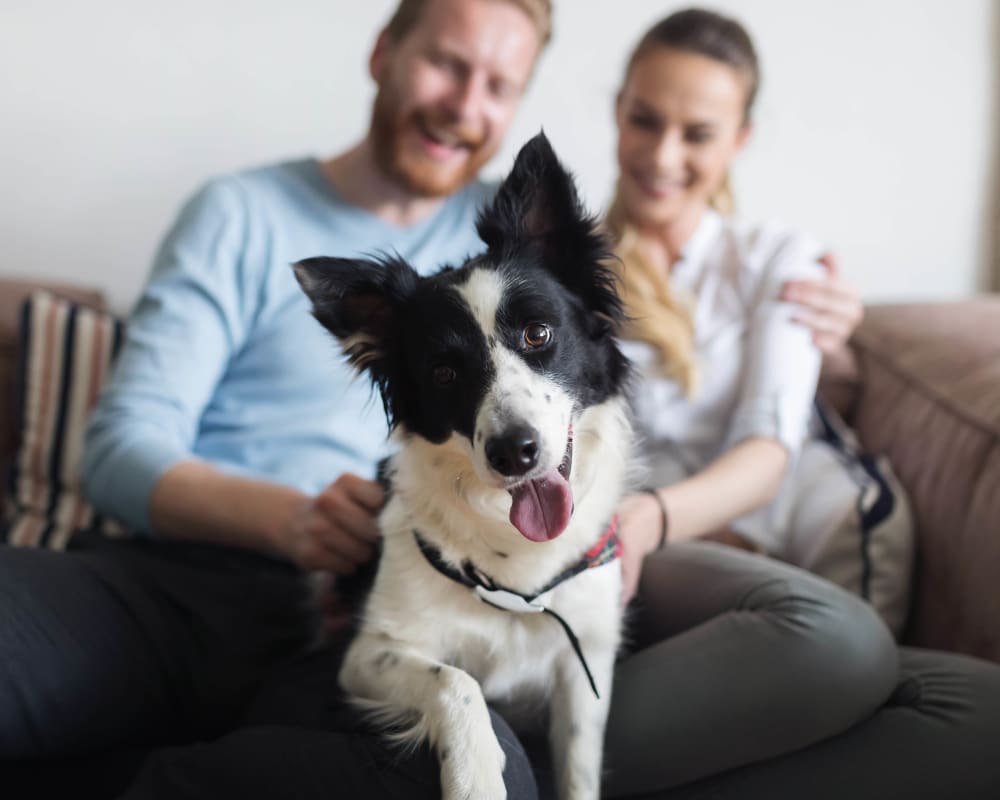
[616,492,667,606]
[781,252,863,355]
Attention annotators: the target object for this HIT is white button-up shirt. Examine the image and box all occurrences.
[622,209,825,491]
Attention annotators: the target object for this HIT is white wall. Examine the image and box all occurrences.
[2,0,995,312]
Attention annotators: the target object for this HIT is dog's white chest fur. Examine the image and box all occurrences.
[339,397,630,800]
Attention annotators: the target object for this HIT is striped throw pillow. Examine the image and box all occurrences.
[2,291,124,548]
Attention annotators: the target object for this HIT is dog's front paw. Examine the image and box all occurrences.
[440,729,507,800]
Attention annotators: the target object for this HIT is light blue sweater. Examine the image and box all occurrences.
[82,160,494,534]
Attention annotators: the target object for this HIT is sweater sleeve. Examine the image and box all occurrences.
[722,229,825,457]
[81,177,257,534]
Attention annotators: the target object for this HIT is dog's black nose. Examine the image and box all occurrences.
[485,426,540,477]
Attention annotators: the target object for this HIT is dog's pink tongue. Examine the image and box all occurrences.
[509,469,573,542]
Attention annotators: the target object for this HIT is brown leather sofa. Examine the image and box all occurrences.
[1,276,998,663]
[826,298,1000,663]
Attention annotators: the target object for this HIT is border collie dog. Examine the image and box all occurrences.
[294,133,632,800]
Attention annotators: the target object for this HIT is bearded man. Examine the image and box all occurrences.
[1,2,549,798]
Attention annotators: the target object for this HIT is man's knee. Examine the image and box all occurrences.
[124,719,538,800]
[0,546,163,756]
[0,547,65,755]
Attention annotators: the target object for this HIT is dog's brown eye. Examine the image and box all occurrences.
[432,365,456,386]
[522,323,551,350]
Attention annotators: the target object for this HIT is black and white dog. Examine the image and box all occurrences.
[294,133,632,800]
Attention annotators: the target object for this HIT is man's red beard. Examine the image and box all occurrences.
[369,82,496,198]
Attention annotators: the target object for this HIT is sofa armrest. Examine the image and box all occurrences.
[849,298,1000,662]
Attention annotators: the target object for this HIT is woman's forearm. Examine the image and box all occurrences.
[653,437,789,543]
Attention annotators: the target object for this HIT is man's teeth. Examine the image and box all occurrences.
[425,127,462,148]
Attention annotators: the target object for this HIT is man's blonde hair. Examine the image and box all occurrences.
[384,0,553,47]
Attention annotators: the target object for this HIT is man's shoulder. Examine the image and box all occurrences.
[175,158,308,208]
[176,158,337,233]
[212,158,316,200]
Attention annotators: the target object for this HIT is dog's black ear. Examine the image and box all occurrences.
[477,132,624,332]
[292,255,417,376]
[477,132,580,244]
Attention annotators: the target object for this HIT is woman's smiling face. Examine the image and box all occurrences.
[615,46,752,231]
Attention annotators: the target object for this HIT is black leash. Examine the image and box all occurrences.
[412,519,620,699]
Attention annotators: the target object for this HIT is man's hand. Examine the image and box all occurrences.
[282,473,384,574]
[781,252,864,355]
[616,492,665,606]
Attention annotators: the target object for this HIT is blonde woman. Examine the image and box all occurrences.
[596,9,1000,798]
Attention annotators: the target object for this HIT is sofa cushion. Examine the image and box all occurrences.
[0,279,105,476]
[2,291,124,548]
[785,402,915,638]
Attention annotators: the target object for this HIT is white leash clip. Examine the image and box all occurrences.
[475,586,545,614]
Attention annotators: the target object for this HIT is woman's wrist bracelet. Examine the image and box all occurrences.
[643,488,669,550]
